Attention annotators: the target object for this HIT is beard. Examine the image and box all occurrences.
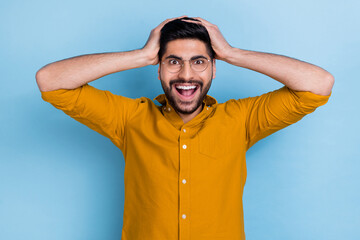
[160,75,212,115]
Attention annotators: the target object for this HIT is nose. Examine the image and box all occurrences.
[177,61,195,80]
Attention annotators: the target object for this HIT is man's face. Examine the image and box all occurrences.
[158,39,216,115]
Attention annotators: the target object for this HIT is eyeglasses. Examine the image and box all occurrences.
[161,57,211,73]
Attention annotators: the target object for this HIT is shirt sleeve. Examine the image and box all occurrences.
[231,86,331,150]
[40,83,140,150]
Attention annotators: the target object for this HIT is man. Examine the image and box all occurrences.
[36,16,334,240]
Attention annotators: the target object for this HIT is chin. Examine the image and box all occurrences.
[160,78,212,114]
[174,100,202,114]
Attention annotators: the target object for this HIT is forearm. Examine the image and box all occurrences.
[36,49,152,92]
[222,48,334,95]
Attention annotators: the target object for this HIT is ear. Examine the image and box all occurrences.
[212,59,216,79]
[158,64,161,80]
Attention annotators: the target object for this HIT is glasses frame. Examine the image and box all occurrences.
[161,57,211,73]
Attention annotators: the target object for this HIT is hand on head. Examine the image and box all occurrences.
[142,15,188,65]
[143,16,232,65]
[181,17,232,61]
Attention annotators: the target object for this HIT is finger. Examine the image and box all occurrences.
[164,15,188,24]
[165,15,187,24]
[189,17,214,27]
[155,15,188,30]
[181,18,213,33]
[181,20,214,34]
[181,19,202,25]
[181,19,207,29]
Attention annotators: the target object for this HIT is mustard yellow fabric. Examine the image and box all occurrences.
[41,84,330,240]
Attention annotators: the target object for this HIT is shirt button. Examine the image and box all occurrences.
[168,107,171,111]
[182,179,187,184]
[207,107,209,110]
[182,144,187,149]
[183,129,186,133]
[182,214,186,219]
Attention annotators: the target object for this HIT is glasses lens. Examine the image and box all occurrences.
[163,58,209,73]
[165,58,182,73]
[191,58,209,72]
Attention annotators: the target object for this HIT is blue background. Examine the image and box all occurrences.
[1,0,359,239]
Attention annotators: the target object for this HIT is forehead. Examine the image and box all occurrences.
[163,39,209,59]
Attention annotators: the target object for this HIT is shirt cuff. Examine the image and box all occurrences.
[287,86,332,108]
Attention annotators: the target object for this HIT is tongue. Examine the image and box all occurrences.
[178,88,196,96]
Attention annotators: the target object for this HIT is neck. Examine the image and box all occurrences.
[177,103,204,124]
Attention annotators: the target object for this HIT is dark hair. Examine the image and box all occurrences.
[158,17,215,61]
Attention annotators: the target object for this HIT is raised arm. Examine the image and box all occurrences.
[36,16,186,92]
[183,18,334,96]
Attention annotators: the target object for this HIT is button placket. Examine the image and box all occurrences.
[179,128,190,240]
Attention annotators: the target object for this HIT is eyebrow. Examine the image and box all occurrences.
[165,54,208,60]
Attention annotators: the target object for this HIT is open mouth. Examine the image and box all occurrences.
[173,83,200,100]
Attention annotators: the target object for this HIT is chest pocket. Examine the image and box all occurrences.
[197,123,231,159]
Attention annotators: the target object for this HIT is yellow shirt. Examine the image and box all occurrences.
[41,84,330,240]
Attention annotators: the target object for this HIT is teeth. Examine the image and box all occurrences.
[175,85,197,90]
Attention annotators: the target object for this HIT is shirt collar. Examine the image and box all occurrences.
[153,94,217,107]
[153,94,218,130]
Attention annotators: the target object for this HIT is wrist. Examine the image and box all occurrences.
[217,46,235,62]
[220,47,246,65]
[140,47,159,66]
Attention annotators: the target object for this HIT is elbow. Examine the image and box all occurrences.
[311,72,334,96]
[327,73,335,87]
[35,67,53,92]
[323,72,335,95]
[35,68,46,91]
